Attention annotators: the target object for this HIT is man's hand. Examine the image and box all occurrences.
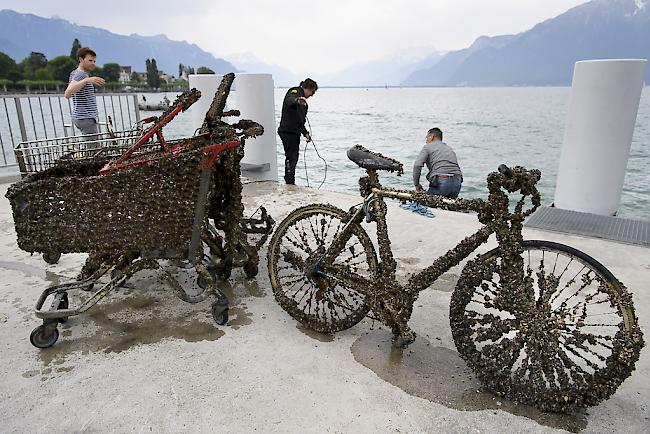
[304,132,312,143]
[297,96,307,106]
[415,184,424,193]
[88,76,105,86]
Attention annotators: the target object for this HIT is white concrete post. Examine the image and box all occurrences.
[234,73,278,181]
[554,59,646,215]
[188,74,223,132]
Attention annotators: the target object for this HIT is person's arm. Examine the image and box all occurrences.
[64,74,105,99]
[413,147,428,189]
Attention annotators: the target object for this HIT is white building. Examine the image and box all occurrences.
[119,66,132,84]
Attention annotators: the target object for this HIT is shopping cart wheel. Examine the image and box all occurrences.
[42,252,61,265]
[211,301,229,326]
[243,260,259,279]
[30,325,59,348]
[58,292,69,323]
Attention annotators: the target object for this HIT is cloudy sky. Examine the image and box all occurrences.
[3,0,589,73]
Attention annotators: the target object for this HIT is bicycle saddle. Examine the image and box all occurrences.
[347,145,404,174]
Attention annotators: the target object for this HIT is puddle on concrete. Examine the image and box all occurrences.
[0,260,66,286]
[243,279,266,298]
[34,293,225,368]
[16,259,272,383]
[27,266,271,370]
[228,305,253,329]
[430,272,459,293]
[351,329,587,433]
[296,324,335,342]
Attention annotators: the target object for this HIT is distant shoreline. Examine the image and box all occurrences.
[0,85,579,96]
[1,84,646,95]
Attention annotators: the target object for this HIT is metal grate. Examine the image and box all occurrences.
[524,206,650,247]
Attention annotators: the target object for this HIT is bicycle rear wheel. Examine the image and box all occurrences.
[450,240,643,412]
[268,204,378,334]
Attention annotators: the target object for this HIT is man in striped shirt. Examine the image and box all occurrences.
[64,47,105,139]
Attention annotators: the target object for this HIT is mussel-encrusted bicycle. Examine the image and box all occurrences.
[268,144,644,412]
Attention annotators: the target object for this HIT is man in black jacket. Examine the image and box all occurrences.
[278,78,318,184]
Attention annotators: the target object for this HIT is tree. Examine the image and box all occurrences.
[70,38,82,60]
[130,71,140,83]
[146,58,152,86]
[151,58,161,88]
[178,63,184,78]
[186,66,195,75]
[196,66,215,74]
[34,68,53,81]
[102,62,121,82]
[146,58,160,88]
[0,51,19,80]
[46,55,78,82]
[6,67,22,82]
[20,52,48,79]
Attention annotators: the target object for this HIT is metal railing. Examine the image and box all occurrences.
[0,93,140,168]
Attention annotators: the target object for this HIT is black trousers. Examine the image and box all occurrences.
[279,131,300,184]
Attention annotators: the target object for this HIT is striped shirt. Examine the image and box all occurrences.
[69,69,98,120]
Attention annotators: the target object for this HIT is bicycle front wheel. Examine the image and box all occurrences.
[268,204,378,334]
[450,240,644,412]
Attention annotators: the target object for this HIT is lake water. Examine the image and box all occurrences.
[161,87,650,221]
[2,87,648,220]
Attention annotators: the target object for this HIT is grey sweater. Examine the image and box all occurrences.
[412,141,462,186]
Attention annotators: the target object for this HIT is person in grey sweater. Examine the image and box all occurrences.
[413,127,463,198]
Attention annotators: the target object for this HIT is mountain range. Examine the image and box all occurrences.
[1,0,649,87]
[0,9,237,77]
[403,0,650,86]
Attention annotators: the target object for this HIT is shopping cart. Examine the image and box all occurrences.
[7,134,240,348]
[12,90,201,264]
[6,74,273,348]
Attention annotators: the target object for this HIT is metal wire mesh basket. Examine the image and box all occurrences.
[6,135,239,256]
[13,128,150,175]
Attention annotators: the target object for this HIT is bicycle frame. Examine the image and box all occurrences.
[316,166,540,299]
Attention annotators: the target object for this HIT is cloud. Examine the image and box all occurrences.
[1,0,589,73]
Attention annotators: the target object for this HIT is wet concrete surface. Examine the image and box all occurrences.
[1,180,649,432]
[296,323,335,342]
[23,265,273,369]
[33,287,226,369]
[0,260,66,286]
[351,329,588,433]
[430,272,459,293]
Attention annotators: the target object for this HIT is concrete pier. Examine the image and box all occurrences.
[0,179,648,433]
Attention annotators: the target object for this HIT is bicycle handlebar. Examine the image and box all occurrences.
[498,164,513,179]
[486,165,542,219]
[491,165,541,191]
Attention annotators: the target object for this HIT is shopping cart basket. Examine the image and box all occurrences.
[6,133,239,348]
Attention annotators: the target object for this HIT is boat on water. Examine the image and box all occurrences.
[138,96,171,111]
